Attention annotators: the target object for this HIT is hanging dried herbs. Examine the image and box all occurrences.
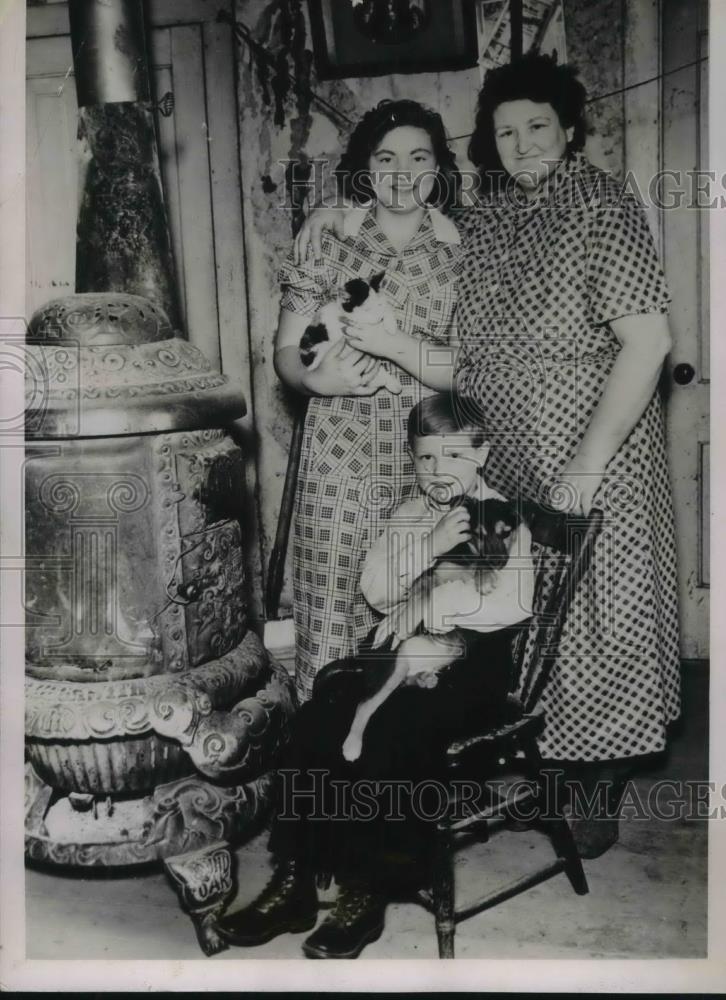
[220,4,349,131]
[220,2,351,236]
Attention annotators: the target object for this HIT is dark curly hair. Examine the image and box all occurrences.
[468,52,588,194]
[336,99,461,212]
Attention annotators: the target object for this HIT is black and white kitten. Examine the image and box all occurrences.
[299,271,401,394]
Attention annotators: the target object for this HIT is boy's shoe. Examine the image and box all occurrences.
[301,883,386,959]
[217,859,318,946]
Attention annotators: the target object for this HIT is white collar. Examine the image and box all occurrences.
[343,202,461,245]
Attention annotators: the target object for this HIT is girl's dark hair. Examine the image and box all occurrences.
[407,393,488,449]
[336,99,461,212]
[468,51,588,193]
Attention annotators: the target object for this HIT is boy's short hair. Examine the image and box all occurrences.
[407,393,488,449]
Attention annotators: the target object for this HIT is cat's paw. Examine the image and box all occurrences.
[477,571,498,596]
[412,671,439,689]
[342,733,363,762]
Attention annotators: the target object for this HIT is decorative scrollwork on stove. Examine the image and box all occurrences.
[180,521,247,667]
[28,292,173,346]
[155,432,188,673]
[25,630,274,741]
[142,772,274,853]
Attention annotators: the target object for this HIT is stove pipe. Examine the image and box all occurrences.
[69,0,182,330]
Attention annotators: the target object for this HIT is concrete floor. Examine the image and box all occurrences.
[26,663,708,961]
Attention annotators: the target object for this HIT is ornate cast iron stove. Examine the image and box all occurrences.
[24,293,297,868]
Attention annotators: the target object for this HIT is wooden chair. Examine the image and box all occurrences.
[414,505,604,958]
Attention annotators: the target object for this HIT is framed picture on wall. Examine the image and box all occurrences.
[308,0,479,79]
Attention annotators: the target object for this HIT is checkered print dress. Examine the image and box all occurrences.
[455,153,681,761]
[280,209,462,702]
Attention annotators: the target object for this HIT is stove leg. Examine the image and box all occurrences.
[164,841,236,956]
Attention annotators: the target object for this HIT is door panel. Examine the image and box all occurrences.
[26,41,78,317]
[661,0,710,657]
[697,18,709,382]
[699,441,709,588]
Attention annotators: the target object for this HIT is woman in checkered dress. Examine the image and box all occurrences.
[274,101,464,702]
[453,53,680,854]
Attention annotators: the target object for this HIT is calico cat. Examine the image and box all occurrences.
[299,271,402,394]
[434,496,520,595]
[312,496,531,761]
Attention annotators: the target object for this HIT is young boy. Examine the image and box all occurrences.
[339,392,535,761]
[219,395,536,956]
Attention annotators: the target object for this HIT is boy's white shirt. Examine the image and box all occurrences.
[359,477,535,638]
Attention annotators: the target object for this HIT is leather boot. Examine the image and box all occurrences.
[217,858,318,946]
[301,882,386,959]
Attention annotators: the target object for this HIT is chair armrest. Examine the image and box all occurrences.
[445,711,545,765]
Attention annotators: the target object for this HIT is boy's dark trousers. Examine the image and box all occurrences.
[268,626,515,893]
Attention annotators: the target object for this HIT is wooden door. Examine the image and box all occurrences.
[26,1,264,620]
[660,0,710,659]
[26,34,78,315]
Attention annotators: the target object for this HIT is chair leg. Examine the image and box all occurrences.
[431,824,455,959]
[519,736,589,897]
[542,814,589,895]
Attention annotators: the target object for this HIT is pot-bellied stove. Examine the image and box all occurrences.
[24,293,296,879]
[24,2,297,952]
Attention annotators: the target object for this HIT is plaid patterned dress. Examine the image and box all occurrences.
[280,207,462,701]
[455,153,681,761]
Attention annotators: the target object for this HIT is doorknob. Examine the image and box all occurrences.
[673,363,695,385]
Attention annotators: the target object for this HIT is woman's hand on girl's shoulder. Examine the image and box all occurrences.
[293,207,347,265]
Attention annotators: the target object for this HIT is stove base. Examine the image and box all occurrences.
[24,763,274,868]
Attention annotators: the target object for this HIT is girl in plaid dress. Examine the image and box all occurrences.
[274,101,464,702]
